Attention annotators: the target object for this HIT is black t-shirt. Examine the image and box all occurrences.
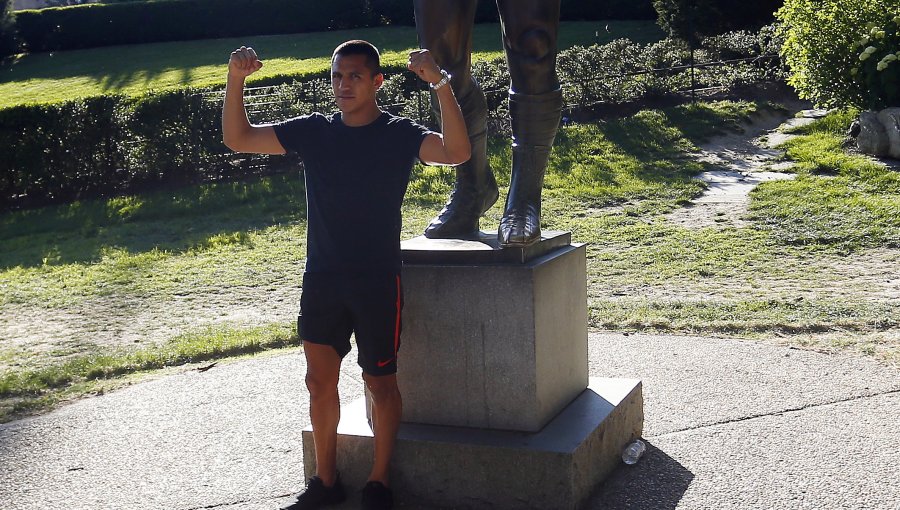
[274,111,432,274]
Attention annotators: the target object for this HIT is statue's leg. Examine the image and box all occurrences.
[496,0,562,247]
[415,0,498,240]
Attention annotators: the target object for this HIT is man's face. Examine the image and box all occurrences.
[331,53,382,114]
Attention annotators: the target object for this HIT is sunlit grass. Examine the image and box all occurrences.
[749,109,900,251]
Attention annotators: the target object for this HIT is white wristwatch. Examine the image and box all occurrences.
[430,70,451,90]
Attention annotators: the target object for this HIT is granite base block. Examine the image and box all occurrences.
[398,242,589,432]
[302,377,644,509]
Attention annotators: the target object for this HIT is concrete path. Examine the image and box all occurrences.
[1,333,898,509]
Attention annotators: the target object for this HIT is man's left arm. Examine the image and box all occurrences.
[407,49,471,166]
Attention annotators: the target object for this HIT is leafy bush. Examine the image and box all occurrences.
[850,15,900,109]
[1,97,133,206]
[0,89,304,211]
[14,0,656,53]
[777,0,898,109]
[559,39,650,104]
[654,0,783,48]
[557,29,783,107]
[15,0,371,52]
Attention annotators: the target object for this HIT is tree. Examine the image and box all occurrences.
[653,0,783,48]
[0,0,17,58]
[777,0,899,109]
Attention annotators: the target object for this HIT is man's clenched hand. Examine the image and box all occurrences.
[407,49,443,85]
[229,46,263,79]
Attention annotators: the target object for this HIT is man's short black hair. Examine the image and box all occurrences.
[332,40,382,76]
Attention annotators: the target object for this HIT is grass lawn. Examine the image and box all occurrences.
[0,20,663,109]
[1,100,898,421]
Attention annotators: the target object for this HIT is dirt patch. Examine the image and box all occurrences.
[0,285,301,373]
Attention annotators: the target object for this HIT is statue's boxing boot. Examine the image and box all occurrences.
[424,83,499,240]
[499,88,563,247]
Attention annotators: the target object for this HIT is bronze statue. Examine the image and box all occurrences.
[415,0,562,247]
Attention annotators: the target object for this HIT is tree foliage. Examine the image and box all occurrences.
[777,0,899,109]
[0,0,17,57]
[653,0,783,48]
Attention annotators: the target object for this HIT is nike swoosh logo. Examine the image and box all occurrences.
[377,358,395,368]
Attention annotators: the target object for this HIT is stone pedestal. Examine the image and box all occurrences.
[399,231,587,432]
[301,232,644,508]
[303,378,643,509]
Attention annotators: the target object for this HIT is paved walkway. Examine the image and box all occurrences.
[1,332,898,509]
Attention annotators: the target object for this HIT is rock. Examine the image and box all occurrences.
[857,111,889,156]
[876,107,900,159]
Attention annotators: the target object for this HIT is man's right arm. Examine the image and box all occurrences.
[222,46,285,155]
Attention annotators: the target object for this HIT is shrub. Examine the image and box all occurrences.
[853,16,900,109]
[557,28,782,108]
[0,97,132,206]
[0,90,300,211]
[777,0,898,109]
[15,0,371,53]
[559,39,649,104]
[653,0,783,48]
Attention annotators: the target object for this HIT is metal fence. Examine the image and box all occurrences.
[202,53,782,128]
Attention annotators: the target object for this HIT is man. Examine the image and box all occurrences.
[222,40,470,510]
[415,0,562,247]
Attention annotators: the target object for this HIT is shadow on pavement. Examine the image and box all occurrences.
[589,440,693,510]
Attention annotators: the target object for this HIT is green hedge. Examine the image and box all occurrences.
[0,87,305,210]
[16,0,371,53]
[14,0,656,54]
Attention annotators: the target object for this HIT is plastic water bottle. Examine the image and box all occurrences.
[621,439,646,465]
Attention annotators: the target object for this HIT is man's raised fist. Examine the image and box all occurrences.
[228,46,263,78]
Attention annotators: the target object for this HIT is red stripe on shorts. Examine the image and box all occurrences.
[394,275,401,355]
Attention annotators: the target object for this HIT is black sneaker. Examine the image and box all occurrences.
[361,481,393,510]
[282,475,346,510]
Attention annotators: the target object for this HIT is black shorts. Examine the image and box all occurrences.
[298,272,403,376]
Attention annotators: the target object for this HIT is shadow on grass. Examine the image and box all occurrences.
[590,440,694,509]
[544,109,719,202]
[0,173,308,269]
